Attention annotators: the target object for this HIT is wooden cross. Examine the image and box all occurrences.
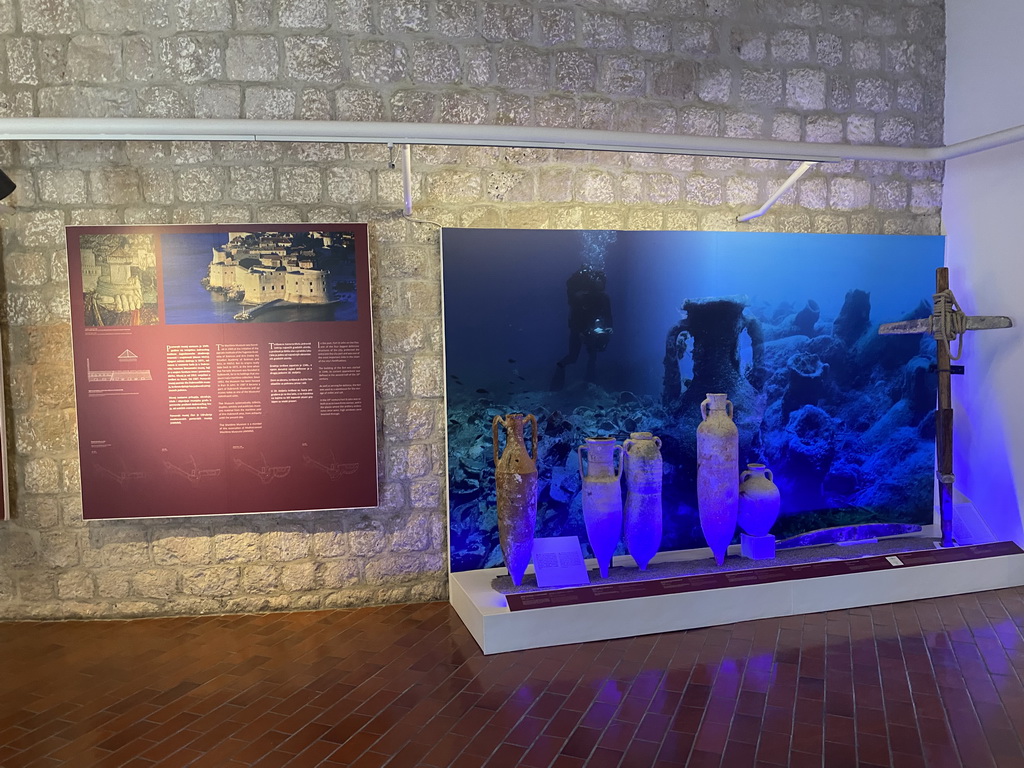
[879,267,1012,547]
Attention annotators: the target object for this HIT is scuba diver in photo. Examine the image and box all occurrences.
[551,264,613,390]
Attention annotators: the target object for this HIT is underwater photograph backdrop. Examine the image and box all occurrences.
[442,230,945,573]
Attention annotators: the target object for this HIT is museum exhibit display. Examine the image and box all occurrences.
[444,229,947,576]
[66,223,377,520]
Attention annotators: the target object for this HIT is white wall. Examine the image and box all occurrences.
[943,0,1024,543]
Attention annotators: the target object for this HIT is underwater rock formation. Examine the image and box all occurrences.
[858,299,932,372]
[794,300,821,336]
[904,355,936,420]
[782,352,830,417]
[833,289,871,346]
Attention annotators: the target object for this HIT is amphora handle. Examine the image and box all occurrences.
[526,413,538,462]
[613,445,624,480]
[492,415,505,466]
[577,444,587,482]
[702,396,735,421]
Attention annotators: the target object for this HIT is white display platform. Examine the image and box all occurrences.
[449,542,1024,654]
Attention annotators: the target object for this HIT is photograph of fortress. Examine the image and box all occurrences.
[160,228,360,325]
[206,231,340,308]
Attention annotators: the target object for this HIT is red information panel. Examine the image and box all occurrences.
[66,223,377,520]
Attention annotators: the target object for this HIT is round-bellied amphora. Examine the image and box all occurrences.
[738,463,781,537]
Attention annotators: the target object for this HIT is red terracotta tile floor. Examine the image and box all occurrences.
[2,588,1024,767]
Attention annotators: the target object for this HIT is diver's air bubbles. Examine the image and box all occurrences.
[580,230,617,271]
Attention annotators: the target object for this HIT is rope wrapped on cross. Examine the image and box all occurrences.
[932,288,968,360]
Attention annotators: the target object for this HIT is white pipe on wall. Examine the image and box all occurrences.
[736,161,818,222]
[402,144,413,217]
[1,117,1022,162]
[6,117,1024,222]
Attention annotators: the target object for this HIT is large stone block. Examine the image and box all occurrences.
[786,68,826,110]
[347,517,387,556]
[230,166,275,202]
[437,0,476,38]
[39,86,132,117]
[181,567,241,597]
[581,10,627,49]
[600,55,645,96]
[128,569,176,599]
[262,527,312,562]
[162,36,223,84]
[24,457,61,494]
[281,561,319,591]
[153,528,213,565]
[241,564,280,594]
[409,478,441,509]
[320,558,361,587]
[226,36,279,81]
[176,167,226,202]
[351,41,408,84]
[6,250,51,287]
[57,570,95,600]
[411,41,460,85]
[280,166,323,204]
[496,45,549,91]
[177,0,232,30]
[880,116,915,146]
[67,35,123,83]
[376,357,408,399]
[23,0,78,34]
[335,86,385,121]
[280,0,328,28]
[854,77,892,111]
[686,175,723,207]
[772,29,811,62]
[244,87,296,119]
[540,7,575,45]
[482,2,533,42]
[285,36,345,84]
[96,569,132,598]
[7,39,38,85]
[830,177,872,210]
[697,66,732,104]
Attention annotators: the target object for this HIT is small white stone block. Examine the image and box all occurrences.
[741,533,776,560]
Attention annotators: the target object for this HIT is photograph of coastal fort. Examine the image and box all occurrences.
[162,228,359,325]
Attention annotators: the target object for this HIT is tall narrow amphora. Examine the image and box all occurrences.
[697,394,739,565]
[493,413,539,586]
[623,432,663,570]
[578,437,624,578]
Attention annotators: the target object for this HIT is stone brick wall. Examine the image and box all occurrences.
[0,0,945,619]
